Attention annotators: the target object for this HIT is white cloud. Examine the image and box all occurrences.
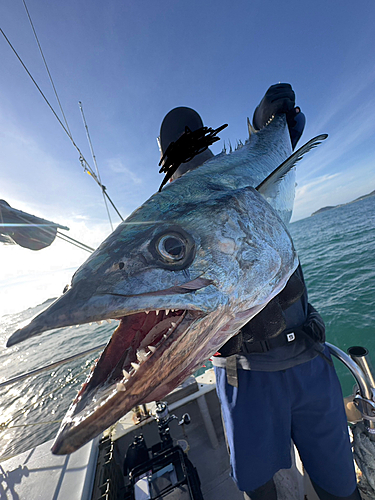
[295,173,341,201]
[106,158,143,185]
[291,71,375,221]
[0,216,112,316]
[292,173,341,221]
[292,156,375,222]
[309,65,375,136]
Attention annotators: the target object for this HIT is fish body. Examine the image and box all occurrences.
[7,115,321,454]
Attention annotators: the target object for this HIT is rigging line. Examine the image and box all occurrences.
[22,0,72,138]
[103,191,124,222]
[82,162,124,222]
[55,233,92,253]
[0,362,94,430]
[0,27,124,220]
[78,102,102,185]
[5,419,63,429]
[56,230,95,252]
[0,28,89,171]
[79,101,114,231]
[0,343,107,389]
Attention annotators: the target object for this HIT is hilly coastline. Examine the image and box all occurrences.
[311,190,375,216]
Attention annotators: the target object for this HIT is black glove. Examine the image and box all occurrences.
[253,83,296,130]
[253,83,305,149]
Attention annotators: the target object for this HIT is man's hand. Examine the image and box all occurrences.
[253,83,305,149]
[253,83,296,130]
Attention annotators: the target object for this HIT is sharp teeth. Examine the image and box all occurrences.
[171,322,176,328]
[171,309,175,312]
[131,362,140,371]
[123,369,131,379]
[116,382,126,392]
[165,309,170,315]
[76,325,80,328]
[156,310,159,315]
[145,310,149,314]
[148,345,156,353]
[96,321,103,325]
[106,319,111,324]
[137,349,148,362]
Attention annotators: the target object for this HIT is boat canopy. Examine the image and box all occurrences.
[0,199,69,250]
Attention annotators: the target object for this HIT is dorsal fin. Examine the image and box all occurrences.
[256,134,328,195]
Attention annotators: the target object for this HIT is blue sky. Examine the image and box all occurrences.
[1,0,375,314]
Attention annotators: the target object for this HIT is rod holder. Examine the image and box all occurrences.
[347,346,375,390]
[327,343,375,435]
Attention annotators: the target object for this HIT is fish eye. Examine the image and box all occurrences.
[149,227,195,270]
[157,235,185,261]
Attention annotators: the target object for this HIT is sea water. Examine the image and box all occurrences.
[0,195,374,460]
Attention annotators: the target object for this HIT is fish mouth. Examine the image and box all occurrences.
[51,307,204,455]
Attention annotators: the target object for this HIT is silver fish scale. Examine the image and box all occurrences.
[7,113,301,455]
[160,114,294,223]
[7,114,298,347]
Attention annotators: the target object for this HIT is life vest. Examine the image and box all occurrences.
[216,264,325,358]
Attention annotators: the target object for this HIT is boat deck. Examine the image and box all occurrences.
[109,369,320,500]
[113,386,242,500]
[0,369,322,500]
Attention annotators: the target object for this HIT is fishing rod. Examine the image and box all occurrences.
[0,18,124,225]
[79,101,113,231]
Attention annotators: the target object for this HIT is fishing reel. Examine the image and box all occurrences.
[154,401,191,447]
[123,402,191,478]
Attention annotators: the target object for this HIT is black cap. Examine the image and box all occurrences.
[159,107,204,156]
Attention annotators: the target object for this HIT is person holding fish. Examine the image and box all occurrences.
[158,84,361,500]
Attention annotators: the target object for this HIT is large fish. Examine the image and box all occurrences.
[7,115,326,454]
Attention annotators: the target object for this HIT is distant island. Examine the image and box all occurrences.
[311,190,375,216]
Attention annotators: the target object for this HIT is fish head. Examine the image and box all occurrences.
[7,183,298,454]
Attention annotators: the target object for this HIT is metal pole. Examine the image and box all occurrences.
[327,342,375,433]
[347,346,375,389]
[327,343,373,400]
[197,394,219,449]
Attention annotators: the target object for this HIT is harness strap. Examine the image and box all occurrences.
[241,330,298,354]
[226,356,239,387]
[217,266,306,358]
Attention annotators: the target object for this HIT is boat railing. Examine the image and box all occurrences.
[2,341,375,436]
[327,342,375,435]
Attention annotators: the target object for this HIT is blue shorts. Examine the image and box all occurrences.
[214,346,357,495]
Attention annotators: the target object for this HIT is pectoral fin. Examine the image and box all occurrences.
[256,134,328,196]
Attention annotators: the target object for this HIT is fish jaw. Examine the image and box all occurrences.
[50,305,233,455]
[7,181,299,454]
[7,182,295,348]
[5,275,216,347]
[49,293,273,455]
